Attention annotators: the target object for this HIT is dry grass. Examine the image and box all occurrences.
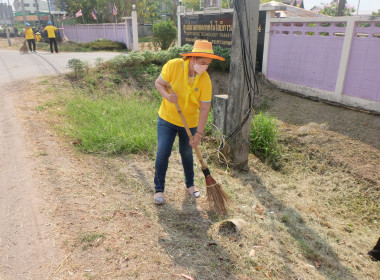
[0,37,25,50]
[13,75,380,280]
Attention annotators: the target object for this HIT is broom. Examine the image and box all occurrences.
[20,40,29,54]
[170,88,231,216]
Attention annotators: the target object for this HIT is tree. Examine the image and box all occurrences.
[152,19,177,50]
[337,0,346,16]
[373,9,380,16]
[182,0,235,11]
[55,0,163,24]
[319,0,355,16]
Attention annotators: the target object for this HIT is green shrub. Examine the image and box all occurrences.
[178,44,193,54]
[152,20,177,50]
[94,57,104,67]
[109,54,129,69]
[108,52,146,71]
[152,50,172,65]
[79,39,126,50]
[167,45,184,58]
[141,50,155,64]
[250,111,281,165]
[210,46,231,72]
[128,51,146,65]
[67,58,88,77]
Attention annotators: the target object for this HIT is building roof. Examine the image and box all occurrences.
[262,1,328,18]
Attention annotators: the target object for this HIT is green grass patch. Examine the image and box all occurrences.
[37,41,90,52]
[37,39,127,53]
[79,232,105,250]
[250,111,282,168]
[65,94,158,155]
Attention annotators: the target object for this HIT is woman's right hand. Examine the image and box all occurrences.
[165,91,178,103]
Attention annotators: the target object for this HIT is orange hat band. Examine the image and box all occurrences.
[191,48,214,54]
[179,40,225,61]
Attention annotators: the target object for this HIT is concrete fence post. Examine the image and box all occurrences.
[125,18,130,50]
[114,23,117,41]
[212,95,228,134]
[76,25,79,42]
[132,11,138,51]
[262,11,275,77]
[335,17,355,99]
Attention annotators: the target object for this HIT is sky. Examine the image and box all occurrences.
[304,0,380,14]
[4,0,380,14]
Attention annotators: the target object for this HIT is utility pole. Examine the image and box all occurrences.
[7,0,14,25]
[1,1,12,46]
[225,0,260,169]
[35,0,41,30]
[356,0,361,15]
[47,0,53,24]
[337,0,345,16]
[21,0,27,25]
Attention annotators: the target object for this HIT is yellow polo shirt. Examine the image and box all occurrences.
[25,28,34,40]
[158,58,212,128]
[44,25,57,38]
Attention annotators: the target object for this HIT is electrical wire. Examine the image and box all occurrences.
[224,0,260,141]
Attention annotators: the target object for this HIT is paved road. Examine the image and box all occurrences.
[0,49,122,279]
[0,49,122,85]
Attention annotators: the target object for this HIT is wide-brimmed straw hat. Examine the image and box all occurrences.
[180,40,225,61]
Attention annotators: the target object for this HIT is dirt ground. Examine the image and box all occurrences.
[1,71,379,279]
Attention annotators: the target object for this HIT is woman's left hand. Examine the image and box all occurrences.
[189,133,202,148]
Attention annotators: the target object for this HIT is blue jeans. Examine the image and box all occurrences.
[154,116,197,193]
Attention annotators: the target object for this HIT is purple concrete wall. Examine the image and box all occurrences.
[60,22,133,50]
[267,22,345,91]
[344,22,380,102]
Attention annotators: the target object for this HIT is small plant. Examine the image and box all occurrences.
[67,58,88,78]
[205,108,214,135]
[112,74,122,85]
[94,57,104,67]
[250,111,281,167]
[79,232,105,250]
[152,19,177,50]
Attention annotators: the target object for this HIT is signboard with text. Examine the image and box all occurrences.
[181,13,233,48]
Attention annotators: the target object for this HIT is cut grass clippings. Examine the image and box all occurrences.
[18,64,380,280]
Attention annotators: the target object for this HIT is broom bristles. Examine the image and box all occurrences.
[205,175,231,216]
[20,41,29,53]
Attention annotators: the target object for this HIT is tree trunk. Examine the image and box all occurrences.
[337,0,346,16]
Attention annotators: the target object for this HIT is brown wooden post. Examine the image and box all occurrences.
[225,0,260,169]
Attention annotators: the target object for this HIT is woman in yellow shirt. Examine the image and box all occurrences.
[23,23,36,53]
[153,40,225,204]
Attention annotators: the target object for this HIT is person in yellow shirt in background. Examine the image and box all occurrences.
[23,23,36,53]
[42,21,59,53]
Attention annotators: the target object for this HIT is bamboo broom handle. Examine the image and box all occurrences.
[167,87,208,170]
[174,102,208,170]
